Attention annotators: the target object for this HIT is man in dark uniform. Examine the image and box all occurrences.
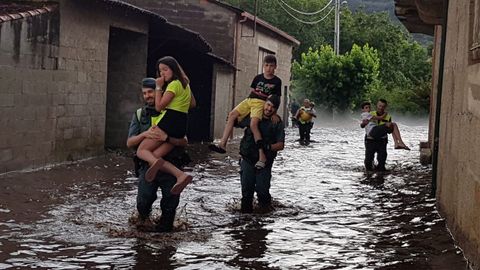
[127,78,190,232]
[360,99,392,172]
[238,95,285,213]
[289,98,300,128]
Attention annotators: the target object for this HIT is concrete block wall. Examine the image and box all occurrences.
[0,0,149,173]
[55,1,148,163]
[0,11,61,172]
[436,1,480,268]
[123,0,237,63]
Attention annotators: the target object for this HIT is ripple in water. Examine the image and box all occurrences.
[0,122,469,269]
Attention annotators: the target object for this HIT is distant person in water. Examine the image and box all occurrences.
[360,101,409,150]
[289,98,300,128]
[360,99,409,172]
[295,99,316,145]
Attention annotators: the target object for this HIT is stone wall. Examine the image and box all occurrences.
[0,1,149,173]
[436,1,480,268]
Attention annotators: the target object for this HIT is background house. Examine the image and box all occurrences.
[395,0,480,267]
[0,0,224,173]
[123,0,300,138]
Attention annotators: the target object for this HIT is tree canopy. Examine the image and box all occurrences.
[293,44,380,112]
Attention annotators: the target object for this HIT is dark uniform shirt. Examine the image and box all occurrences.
[128,106,159,142]
[239,117,285,167]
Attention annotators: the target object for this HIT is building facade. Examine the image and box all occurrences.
[396,0,480,267]
[123,0,300,138]
[0,0,218,173]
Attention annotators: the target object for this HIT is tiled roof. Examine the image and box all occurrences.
[0,2,57,23]
[0,1,220,59]
[98,0,212,53]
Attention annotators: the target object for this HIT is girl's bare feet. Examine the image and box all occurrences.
[170,173,193,194]
[145,159,165,182]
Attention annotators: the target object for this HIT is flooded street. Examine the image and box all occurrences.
[0,121,470,269]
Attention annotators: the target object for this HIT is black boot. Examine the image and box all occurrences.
[156,211,175,232]
[241,198,253,213]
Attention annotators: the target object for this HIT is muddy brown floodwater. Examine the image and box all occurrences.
[0,121,471,269]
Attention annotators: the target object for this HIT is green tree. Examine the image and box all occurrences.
[293,44,380,112]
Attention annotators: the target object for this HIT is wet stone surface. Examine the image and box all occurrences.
[0,121,470,269]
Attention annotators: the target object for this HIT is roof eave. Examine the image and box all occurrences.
[241,12,300,47]
[394,0,445,36]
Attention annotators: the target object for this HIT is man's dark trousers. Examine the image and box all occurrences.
[364,138,388,171]
[137,165,180,231]
[240,159,272,212]
[298,122,311,142]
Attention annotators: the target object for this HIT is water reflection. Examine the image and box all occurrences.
[0,122,470,269]
[133,242,177,270]
[227,219,277,270]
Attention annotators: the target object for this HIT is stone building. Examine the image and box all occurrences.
[122,0,300,138]
[0,0,226,173]
[396,0,480,267]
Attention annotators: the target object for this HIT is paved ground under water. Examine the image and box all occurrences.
[0,120,471,269]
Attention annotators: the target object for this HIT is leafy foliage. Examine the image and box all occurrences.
[293,44,380,112]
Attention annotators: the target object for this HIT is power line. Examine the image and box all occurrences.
[275,0,335,25]
[279,0,333,16]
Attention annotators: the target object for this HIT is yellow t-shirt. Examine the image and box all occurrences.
[300,110,313,122]
[298,106,313,123]
[165,80,191,113]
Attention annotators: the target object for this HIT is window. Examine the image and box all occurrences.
[258,48,275,74]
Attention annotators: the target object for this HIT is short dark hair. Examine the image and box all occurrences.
[263,54,277,65]
[266,94,281,110]
[378,99,388,105]
[361,101,371,109]
[142,77,156,89]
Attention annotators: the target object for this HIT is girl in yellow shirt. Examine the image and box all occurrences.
[136,56,196,194]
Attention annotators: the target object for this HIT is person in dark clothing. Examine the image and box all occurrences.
[295,99,316,145]
[238,95,285,213]
[127,78,190,232]
[289,99,300,128]
[360,99,392,172]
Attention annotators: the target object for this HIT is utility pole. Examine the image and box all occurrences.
[334,0,340,55]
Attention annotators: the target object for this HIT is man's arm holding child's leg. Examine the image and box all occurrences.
[150,126,188,146]
[250,117,267,166]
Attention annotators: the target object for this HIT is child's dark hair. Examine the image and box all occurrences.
[361,101,371,109]
[263,54,277,65]
[156,56,190,89]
